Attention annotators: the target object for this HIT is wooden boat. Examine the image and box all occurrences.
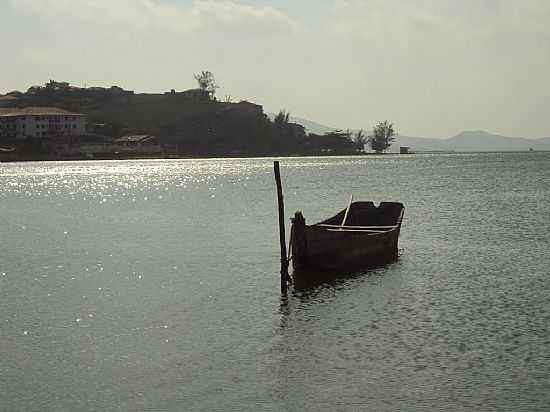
[290,198,404,275]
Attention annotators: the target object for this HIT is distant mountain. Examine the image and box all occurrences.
[285,114,550,152]
[388,131,550,152]
[269,113,550,152]
[442,130,550,152]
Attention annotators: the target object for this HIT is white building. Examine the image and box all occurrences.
[0,107,86,139]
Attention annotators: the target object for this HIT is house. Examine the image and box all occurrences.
[0,107,86,139]
[0,94,19,107]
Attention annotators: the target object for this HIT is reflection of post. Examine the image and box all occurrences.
[274,161,290,294]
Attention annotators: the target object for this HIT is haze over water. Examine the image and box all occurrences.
[1,153,549,411]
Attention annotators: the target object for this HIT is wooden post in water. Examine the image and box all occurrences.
[274,161,290,294]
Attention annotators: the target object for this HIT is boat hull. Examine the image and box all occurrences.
[290,201,404,276]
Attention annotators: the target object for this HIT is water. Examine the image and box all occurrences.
[1,153,549,411]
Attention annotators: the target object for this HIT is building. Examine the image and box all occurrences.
[114,135,159,146]
[0,107,85,140]
[0,94,19,107]
[227,100,264,116]
[54,134,162,158]
[113,135,162,154]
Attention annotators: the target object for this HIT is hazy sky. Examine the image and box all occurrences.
[2,0,549,138]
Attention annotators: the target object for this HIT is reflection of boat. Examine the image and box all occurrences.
[290,199,404,275]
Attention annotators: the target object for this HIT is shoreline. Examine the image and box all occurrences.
[2,150,547,163]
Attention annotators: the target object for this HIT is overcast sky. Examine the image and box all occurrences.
[2,0,549,138]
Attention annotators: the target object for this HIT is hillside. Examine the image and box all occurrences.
[4,82,548,158]
[1,82,362,158]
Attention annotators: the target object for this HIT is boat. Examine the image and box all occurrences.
[290,198,404,275]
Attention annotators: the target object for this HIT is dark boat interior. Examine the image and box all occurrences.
[316,201,404,227]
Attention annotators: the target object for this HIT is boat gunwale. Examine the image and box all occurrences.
[315,223,399,229]
[309,204,405,234]
[322,228,394,234]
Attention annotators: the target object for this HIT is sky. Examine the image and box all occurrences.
[1,0,549,138]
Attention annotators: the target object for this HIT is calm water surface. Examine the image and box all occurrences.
[1,153,549,411]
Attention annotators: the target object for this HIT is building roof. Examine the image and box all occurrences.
[0,107,84,117]
[0,95,18,101]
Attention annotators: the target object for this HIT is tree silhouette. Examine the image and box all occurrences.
[352,129,368,152]
[369,121,396,153]
[194,71,219,100]
[273,110,290,127]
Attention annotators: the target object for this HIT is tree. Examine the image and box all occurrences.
[369,121,396,153]
[194,71,219,100]
[352,129,368,152]
[273,109,290,127]
[308,130,356,154]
